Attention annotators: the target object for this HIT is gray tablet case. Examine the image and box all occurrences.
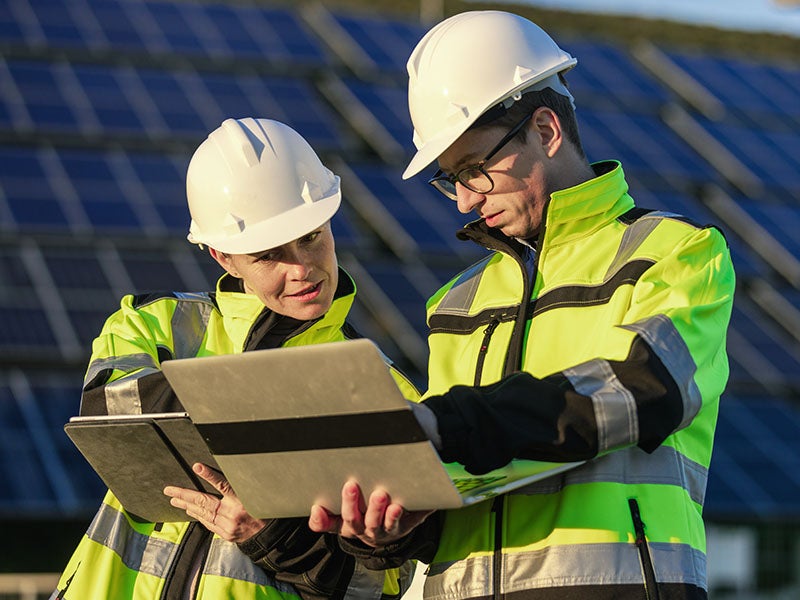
[65,412,221,522]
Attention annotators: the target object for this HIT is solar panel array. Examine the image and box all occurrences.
[1,0,799,526]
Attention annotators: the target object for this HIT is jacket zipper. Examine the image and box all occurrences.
[475,318,500,386]
[491,496,504,600]
[160,523,212,600]
[628,498,660,600]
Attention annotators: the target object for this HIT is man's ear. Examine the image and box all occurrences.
[532,107,562,158]
[208,247,239,278]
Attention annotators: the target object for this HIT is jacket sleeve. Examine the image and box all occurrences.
[238,518,357,600]
[337,511,444,569]
[79,294,194,416]
[425,225,735,475]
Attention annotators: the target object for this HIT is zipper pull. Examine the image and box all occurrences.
[480,318,500,353]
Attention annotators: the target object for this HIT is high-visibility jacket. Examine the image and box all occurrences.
[53,269,418,600]
[413,162,735,599]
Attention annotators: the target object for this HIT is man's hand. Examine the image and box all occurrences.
[409,400,442,450]
[308,480,433,548]
[164,463,265,542]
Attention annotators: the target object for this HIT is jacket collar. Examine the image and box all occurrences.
[213,266,356,344]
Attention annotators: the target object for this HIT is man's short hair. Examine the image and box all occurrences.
[477,80,586,159]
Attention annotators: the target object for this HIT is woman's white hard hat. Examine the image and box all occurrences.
[403,10,577,179]
[186,118,341,254]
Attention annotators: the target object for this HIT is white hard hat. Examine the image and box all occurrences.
[403,11,577,179]
[186,118,341,254]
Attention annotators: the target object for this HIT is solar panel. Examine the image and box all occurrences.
[665,50,800,124]
[337,77,414,154]
[5,0,331,68]
[330,11,424,73]
[0,146,72,231]
[579,108,718,183]
[3,60,82,132]
[561,37,670,114]
[698,120,800,195]
[707,394,800,519]
[346,162,486,262]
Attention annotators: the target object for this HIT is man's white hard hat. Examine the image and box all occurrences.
[186,118,341,254]
[403,10,577,179]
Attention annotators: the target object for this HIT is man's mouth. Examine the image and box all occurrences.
[483,211,502,226]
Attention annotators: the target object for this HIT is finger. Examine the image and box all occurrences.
[340,481,366,532]
[309,504,340,533]
[193,463,233,496]
[363,489,390,533]
[383,502,404,532]
[163,485,202,504]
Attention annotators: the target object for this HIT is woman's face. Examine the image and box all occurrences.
[212,222,338,321]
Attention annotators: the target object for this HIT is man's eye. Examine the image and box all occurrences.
[459,166,484,184]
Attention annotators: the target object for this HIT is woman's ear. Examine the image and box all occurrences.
[532,107,563,158]
[208,247,239,278]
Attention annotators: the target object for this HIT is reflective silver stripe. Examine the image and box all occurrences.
[203,537,299,594]
[83,353,158,388]
[343,561,386,600]
[510,444,708,505]
[623,314,702,428]
[85,502,176,578]
[605,215,661,280]
[424,541,706,599]
[171,296,214,359]
[564,359,638,452]
[105,370,161,415]
[433,258,490,317]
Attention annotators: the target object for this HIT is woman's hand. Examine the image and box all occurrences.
[164,463,266,542]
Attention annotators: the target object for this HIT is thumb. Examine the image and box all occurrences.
[193,463,234,496]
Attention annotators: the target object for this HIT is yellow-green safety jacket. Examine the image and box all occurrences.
[366,161,734,600]
[53,269,418,600]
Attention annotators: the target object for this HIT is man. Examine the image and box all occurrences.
[310,11,735,600]
[53,117,417,600]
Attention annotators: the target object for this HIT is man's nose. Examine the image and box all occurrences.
[455,182,485,215]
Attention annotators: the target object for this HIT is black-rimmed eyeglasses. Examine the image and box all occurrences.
[428,111,534,200]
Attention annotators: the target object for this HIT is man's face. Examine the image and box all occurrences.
[215,222,338,321]
[436,110,557,240]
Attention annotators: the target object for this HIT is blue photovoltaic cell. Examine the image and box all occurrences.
[333,12,424,72]
[348,163,485,260]
[341,78,414,153]
[698,119,800,194]
[71,64,145,133]
[579,108,717,183]
[707,394,800,519]
[0,147,70,230]
[0,307,58,347]
[136,70,210,135]
[561,38,670,114]
[666,50,800,122]
[5,61,80,131]
[126,152,190,232]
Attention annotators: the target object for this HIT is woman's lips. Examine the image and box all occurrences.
[289,281,322,301]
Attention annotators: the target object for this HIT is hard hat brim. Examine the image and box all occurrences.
[188,190,341,255]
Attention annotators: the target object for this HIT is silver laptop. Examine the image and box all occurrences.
[160,338,581,518]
